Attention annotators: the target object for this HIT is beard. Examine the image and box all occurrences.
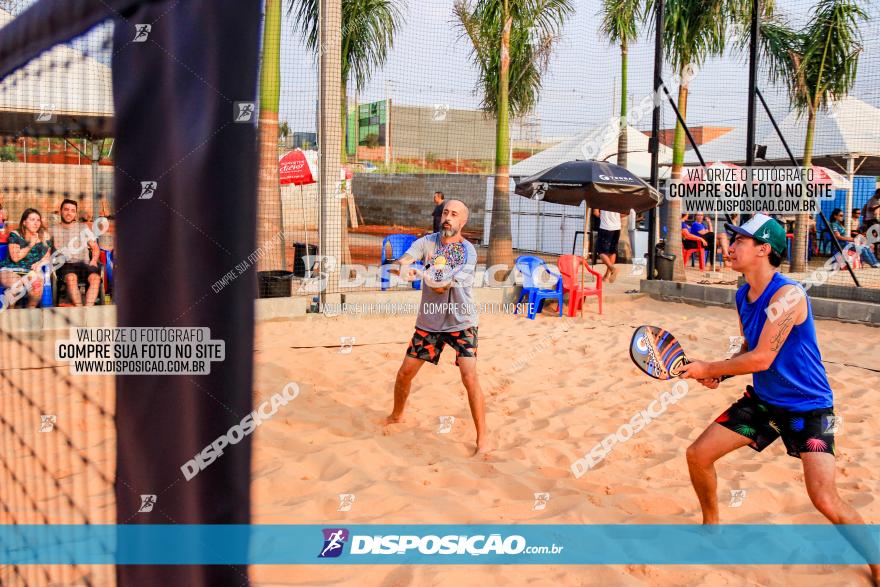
[441,225,458,237]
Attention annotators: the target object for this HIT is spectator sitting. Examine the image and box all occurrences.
[0,208,52,308]
[862,188,880,229]
[50,199,103,306]
[689,212,717,270]
[829,208,880,268]
[851,208,862,235]
[681,213,707,251]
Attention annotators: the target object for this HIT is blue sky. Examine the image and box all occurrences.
[6,0,876,146]
[277,0,880,142]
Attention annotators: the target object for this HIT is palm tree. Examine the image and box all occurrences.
[654,0,750,280]
[601,0,642,261]
[256,0,285,272]
[290,0,406,164]
[455,0,573,271]
[758,0,866,272]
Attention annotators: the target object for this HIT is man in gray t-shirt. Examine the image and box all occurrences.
[385,199,488,455]
[50,199,102,306]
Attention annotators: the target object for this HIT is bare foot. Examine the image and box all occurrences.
[473,438,492,456]
[606,266,617,283]
[384,414,405,425]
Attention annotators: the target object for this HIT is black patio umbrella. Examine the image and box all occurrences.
[514,159,661,213]
[514,160,661,316]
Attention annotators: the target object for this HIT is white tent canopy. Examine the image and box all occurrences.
[683,96,880,173]
[511,124,673,180]
[760,96,880,232]
[759,96,880,164]
[681,96,880,232]
[0,8,113,137]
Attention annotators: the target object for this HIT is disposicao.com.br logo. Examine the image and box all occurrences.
[317,528,564,558]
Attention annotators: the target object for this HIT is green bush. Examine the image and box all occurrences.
[360,133,381,148]
[0,146,16,162]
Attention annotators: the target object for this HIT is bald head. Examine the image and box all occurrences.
[440,199,469,237]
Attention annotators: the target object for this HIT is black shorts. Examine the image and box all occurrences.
[406,326,478,366]
[596,229,620,255]
[715,386,836,458]
[58,262,102,282]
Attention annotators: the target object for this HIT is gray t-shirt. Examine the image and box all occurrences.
[405,232,479,333]
[50,221,92,264]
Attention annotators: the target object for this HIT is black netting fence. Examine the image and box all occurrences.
[0,0,878,584]
[0,6,115,587]
[262,0,880,299]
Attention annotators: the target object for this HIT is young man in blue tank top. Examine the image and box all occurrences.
[680,214,878,584]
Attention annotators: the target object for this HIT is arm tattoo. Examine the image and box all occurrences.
[770,311,795,352]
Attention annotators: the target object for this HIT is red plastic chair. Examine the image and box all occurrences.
[682,240,705,270]
[557,254,602,316]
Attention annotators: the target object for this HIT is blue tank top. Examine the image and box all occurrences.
[735,272,833,411]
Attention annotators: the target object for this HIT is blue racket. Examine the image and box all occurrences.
[630,325,732,381]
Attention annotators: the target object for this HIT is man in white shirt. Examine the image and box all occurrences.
[594,209,621,283]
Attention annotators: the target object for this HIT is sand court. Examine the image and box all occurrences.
[249,296,879,586]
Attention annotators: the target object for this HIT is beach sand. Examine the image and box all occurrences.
[250,295,879,586]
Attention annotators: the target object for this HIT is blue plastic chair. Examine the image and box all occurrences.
[380,234,422,291]
[514,255,563,320]
[0,244,7,302]
[101,248,114,294]
[815,216,835,255]
[39,264,53,308]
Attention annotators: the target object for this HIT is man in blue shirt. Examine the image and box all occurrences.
[681,214,878,584]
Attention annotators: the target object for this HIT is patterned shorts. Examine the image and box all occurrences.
[406,327,478,366]
[715,386,836,458]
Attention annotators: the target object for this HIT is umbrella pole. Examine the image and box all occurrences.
[581,207,590,319]
[301,184,308,276]
[712,211,718,272]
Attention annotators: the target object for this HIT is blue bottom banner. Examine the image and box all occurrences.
[2,524,878,565]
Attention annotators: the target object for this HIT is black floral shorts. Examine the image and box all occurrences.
[406,327,478,366]
[715,386,836,459]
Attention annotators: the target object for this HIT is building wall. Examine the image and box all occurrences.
[645,126,734,150]
[0,161,113,235]
[390,106,497,160]
[352,173,489,238]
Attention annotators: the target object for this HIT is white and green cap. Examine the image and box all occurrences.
[724,213,788,256]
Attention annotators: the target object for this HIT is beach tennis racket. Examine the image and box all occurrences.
[629,325,732,382]
[423,241,467,288]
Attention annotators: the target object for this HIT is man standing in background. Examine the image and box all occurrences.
[594,208,621,283]
[861,189,880,229]
[432,191,445,233]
